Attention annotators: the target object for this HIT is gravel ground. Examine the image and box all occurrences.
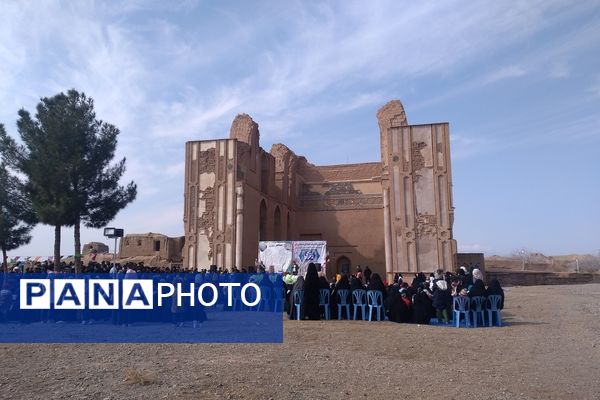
[1,283,599,400]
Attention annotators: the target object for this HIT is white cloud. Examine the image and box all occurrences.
[482,65,529,84]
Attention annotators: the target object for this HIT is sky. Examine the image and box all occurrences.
[1,0,599,258]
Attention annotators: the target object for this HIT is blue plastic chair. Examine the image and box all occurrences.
[257,286,272,311]
[292,290,303,320]
[367,290,384,321]
[470,296,486,327]
[319,289,331,320]
[453,296,471,327]
[273,287,283,312]
[352,289,367,320]
[337,289,351,320]
[486,295,503,327]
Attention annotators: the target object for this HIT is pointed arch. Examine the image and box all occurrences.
[274,206,282,240]
[259,199,267,241]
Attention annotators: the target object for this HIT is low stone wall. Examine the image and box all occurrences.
[487,271,599,286]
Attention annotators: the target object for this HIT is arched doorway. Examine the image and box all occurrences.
[259,199,267,241]
[336,256,351,276]
[273,206,281,240]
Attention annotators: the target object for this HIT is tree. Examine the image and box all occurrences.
[0,102,79,271]
[0,90,136,272]
[65,92,137,272]
[0,124,36,273]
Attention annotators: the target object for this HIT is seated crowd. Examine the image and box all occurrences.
[284,263,505,326]
[1,260,504,327]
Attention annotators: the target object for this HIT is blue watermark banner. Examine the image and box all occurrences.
[0,273,283,343]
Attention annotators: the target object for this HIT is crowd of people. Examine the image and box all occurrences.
[1,259,504,328]
[284,263,505,326]
[5,259,269,275]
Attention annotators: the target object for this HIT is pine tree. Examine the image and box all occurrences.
[0,124,36,273]
[64,92,137,271]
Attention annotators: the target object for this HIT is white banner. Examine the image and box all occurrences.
[258,241,293,273]
[292,241,327,276]
[258,241,327,275]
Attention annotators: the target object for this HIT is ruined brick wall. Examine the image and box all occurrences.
[183,100,458,276]
[120,233,184,262]
[378,100,457,274]
[183,139,238,269]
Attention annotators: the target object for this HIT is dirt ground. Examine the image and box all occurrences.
[1,283,599,400]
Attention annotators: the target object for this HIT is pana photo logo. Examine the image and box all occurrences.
[1,274,282,344]
[20,278,261,310]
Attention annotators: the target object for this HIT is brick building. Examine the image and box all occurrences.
[183,100,457,280]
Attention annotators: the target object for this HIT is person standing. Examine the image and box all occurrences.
[302,263,321,320]
[363,266,372,285]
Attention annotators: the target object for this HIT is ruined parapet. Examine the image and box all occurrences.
[230,114,259,171]
[376,100,408,171]
[270,143,299,205]
[270,143,297,172]
[229,113,259,143]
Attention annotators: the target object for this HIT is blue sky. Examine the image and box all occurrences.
[1,0,599,257]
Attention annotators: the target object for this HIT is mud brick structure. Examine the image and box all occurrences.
[120,233,185,263]
[183,100,457,279]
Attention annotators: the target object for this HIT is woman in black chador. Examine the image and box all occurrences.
[302,263,321,320]
[385,284,411,323]
[412,287,433,324]
[331,274,351,319]
[468,279,486,298]
[367,273,387,301]
[486,279,504,309]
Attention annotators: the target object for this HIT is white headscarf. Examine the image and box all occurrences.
[472,268,483,282]
[435,280,448,291]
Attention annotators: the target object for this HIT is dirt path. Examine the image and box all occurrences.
[1,284,599,400]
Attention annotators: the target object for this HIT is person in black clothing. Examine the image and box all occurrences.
[317,275,330,318]
[349,275,365,292]
[363,266,372,285]
[458,266,473,288]
[411,272,426,288]
[332,274,351,319]
[468,279,486,298]
[367,273,386,300]
[302,263,321,320]
[318,275,330,290]
[412,287,433,324]
[432,279,452,324]
[385,284,411,323]
[486,279,504,309]
[367,273,387,321]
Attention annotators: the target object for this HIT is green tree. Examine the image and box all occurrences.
[0,90,136,272]
[67,92,137,272]
[0,124,36,273]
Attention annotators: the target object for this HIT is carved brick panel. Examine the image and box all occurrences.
[416,212,438,238]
